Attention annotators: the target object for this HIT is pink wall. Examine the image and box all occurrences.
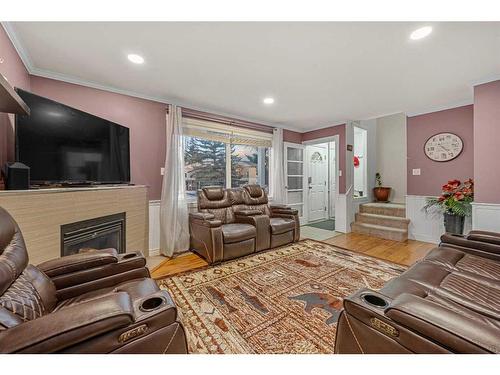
[302,124,346,193]
[0,26,31,167]
[407,105,474,196]
[30,76,167,200]
[474,80,500,204]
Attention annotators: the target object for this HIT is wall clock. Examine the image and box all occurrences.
[424,132,463,162]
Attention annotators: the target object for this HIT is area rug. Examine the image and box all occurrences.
[158,239,405,354]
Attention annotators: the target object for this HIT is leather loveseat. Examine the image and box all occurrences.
[335,230,500,354]
[0,207,188,354]
[189,185,300,264]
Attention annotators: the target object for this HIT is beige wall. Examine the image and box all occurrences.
[376,113,407,203]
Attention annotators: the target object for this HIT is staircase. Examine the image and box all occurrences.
[351,203,409,242]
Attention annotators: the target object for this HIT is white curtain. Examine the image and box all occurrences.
[159,105,190,257]
[271,127,286,204]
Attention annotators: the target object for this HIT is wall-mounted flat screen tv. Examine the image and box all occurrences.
[15,89,130,185]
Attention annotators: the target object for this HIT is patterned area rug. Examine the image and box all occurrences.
[158,239,405,354]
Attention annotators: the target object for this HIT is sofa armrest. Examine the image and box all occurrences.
[189,212,215,220]
[189,212,222,228]
[38,251,119,277]
[270,205,299,216]
[234,209,263,217]
[385,294,500,353]
[0,292,134,353]
[272,208,299,215]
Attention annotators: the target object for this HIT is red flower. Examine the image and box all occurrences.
[463,178,474,188]
[438,195,446,202]
[462,187,473,196]
[447,179,461,188]
[453,192,465,201]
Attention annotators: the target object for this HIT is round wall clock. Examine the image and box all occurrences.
[424,132,463,162]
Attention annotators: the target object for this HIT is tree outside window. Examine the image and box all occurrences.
[184,136,269,199]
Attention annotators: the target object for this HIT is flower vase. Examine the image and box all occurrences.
[443,212,465,235]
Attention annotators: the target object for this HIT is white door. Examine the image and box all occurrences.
[329,141,336,218]
[284,143,305,222]
[307,144,328,222]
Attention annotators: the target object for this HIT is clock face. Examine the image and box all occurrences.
[424,132,463,162]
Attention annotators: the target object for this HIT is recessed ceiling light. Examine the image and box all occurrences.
[410,26,433,40]
[263,97,275,105]
[127,53,145,64]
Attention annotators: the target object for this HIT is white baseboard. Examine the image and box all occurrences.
[149,200,160,254]
[472,202,500,232]
[406,195,472,244]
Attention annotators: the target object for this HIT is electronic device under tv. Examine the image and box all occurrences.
[15,89,130,186]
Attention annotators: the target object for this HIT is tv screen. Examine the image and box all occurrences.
[15,89,130,185]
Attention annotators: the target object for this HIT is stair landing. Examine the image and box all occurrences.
[352,203,408,242]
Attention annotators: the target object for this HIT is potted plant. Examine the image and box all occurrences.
[424,179,473,235]
[373,172,391,202]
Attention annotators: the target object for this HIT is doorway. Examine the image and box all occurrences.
[284,137,339,236]
[303,138,338,233]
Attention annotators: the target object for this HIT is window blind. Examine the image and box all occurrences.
[182,118,273,147]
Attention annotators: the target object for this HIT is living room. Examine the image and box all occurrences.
[1,1,499,373]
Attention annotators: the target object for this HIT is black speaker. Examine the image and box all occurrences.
[3,162,30,190]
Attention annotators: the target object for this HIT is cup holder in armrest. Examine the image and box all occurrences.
[140,296,166,312]
[122,253,137,259]
[361,293,389,309]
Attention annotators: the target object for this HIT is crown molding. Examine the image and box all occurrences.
[1,22,35,72]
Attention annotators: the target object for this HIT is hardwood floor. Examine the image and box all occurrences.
[323,232,435,266]
[150,232,436,279]
[151,252,208,280]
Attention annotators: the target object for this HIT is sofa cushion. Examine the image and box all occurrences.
[380,247,500,321]
[221,223,256,244]
[270,217,295,234]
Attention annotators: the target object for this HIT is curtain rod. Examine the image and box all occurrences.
[167,105,274,134]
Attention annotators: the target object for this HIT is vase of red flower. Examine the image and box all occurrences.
[424,179,473,235]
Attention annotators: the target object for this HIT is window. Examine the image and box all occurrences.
[184,136,226,199]
[353,126,367,198]
[231,145,269,189]
[182,119,272,200]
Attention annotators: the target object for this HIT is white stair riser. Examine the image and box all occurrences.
[355,213,409,229]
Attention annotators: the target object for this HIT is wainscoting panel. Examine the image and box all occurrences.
[149,200,160,256]
[335,194,348,233]
[406,195,472,244]
[406,195,445,244]
[472,203,500,232]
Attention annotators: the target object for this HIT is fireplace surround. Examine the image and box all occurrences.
[61,212,126,257]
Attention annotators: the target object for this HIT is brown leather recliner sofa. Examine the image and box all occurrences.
[189,185,300,264]
[335,230,500,354]
[0,207,188,354]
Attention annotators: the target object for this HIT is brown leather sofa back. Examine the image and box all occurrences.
[242,185,271,216]
[198,187,233,224]
[0,207,57,328]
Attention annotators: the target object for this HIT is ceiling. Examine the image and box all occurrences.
[6,22,500,131]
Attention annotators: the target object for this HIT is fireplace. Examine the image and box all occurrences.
[61,213,126,257]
